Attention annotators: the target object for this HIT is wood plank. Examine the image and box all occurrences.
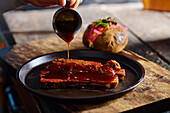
[4,4,169,69]
[97,2,170,64]
[78,3,170,69]
[2,31,85,69]
[3,3,170,70]
[0,32,169,112]
[82,0,141,4]
[4,32,55,44]
[3,5,109,32]
[9,29,170,70]
[126,30,170,70]
[1,2,169,112]
[3,9,54,32]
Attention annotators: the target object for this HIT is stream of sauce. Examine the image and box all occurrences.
[54,12,79,59]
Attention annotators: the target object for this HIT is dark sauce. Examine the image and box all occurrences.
[55,20,79,43]
[53,10,80,58]
[40,61,118,91]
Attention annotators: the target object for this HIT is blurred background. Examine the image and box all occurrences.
[0,0,141,48]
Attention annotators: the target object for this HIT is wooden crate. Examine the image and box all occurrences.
[143,0,170,11]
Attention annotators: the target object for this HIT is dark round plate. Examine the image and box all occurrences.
[17,50,145,103]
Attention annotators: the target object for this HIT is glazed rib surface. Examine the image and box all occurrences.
[40,58,125,88]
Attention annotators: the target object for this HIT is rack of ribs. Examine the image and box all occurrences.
[40,58,125,89]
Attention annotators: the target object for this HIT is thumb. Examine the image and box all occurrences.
[59,0,66,7]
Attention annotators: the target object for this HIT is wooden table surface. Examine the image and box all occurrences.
[0,2,170,113]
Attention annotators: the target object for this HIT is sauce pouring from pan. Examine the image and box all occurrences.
[52,0,82,59]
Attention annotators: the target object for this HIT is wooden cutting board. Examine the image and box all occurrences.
[1,32,170,112]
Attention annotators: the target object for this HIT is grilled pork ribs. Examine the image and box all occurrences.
[40,58,125,89]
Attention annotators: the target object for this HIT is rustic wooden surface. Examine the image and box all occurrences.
[0,2,170,113]
[103,3,170,64]
[3,2,170,70]
[0,31,169,112]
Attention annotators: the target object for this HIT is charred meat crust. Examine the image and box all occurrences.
[40,58,125,89]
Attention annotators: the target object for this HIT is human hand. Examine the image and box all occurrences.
[20,0,83,9]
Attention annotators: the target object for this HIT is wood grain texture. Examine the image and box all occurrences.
[3,10,54,32]
[1,2,170,112]
[61,50,170,113]
[3,2,170,69]
[125,30,170,70]
[98,3,170,64]
[3,3,170,70]
[2,33,170,113]
[4,31,85,69]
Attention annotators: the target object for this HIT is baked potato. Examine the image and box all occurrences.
[83,17,128,53]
